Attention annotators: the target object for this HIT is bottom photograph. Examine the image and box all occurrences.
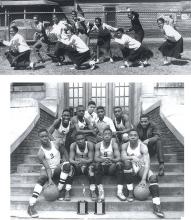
[10,82,184,219]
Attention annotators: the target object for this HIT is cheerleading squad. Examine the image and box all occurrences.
[27,101,165,218]
[1,7,184,70]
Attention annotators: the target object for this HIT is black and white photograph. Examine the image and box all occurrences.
[10,82,184,219]
[0,0,191,74]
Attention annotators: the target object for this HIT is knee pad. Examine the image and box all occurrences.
[37,175,48,186]
[149,175,158,184]
[62,162,71,173]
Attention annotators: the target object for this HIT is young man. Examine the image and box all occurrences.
[95,106,116,143]
[68,133,97,201]
[27,129,72,218]
[126,8,144,43]
[121,129,164,218]
[113,106,132,145]
[71,105,97,144]
[2,25,35,70]
[48,109,73,153]
[136,114,165,176]
[84,100,98,127]
[94,128,125,201]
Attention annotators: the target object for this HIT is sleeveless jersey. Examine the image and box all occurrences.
[114,118,126,131]
[52,119,71,139]
[100,140,113,159]
[78,118,88,130]
[75,141,88,160]
[41,142,60,169]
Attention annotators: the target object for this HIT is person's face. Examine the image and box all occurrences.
[129,131,139,143]
[66,29,72,36]
[39,131,49,145]
[88,104,96,114]
[140,117,149,128]
[33,16,38,24]
[116,31,123,39]
[72,12,77,20]
[62,111,70,124]
[97,108,105,119]
[52,15,59,24]
[10,28,16,36]
[103,130,112,142]
[114,107,122,119]
[77,107,85,117]
[95,19,101,27]
[128,12,133,19]
[157,20,164,29]
[76,135,85,147]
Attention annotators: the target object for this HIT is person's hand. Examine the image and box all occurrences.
[139,179,147,187]
[143,139,149,145]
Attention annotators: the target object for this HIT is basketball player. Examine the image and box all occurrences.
[136,114,165,176]
[48,109,73,153]
[27,129,72,218]
[113,106,132,145]
[67,133,97,201]
[94,128,125,201]
[71,105,97,144]
[121,129,164,218]
[95,106,116,143]
[84,100,98,127]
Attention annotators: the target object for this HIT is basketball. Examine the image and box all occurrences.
[134,183,150,201]
[43,184,59,201]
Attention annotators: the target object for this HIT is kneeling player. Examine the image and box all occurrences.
[121,129,164,218]
[67,133,97,201]
[27,129,71,218]
[94,128,125,201]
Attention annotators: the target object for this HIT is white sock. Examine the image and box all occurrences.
[90,184,96,191]
[153,197,160,205]
[58,172,68,191]
[127,184,133,191]
[29,184,43,205]
[65,184,72,191]
[117,184,123,193]
[98,184,104,191]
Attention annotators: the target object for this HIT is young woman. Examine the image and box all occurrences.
[114,28,153,68]
[157,17,183,65]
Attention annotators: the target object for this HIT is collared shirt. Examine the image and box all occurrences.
[162,24,181,42]
[3,33,30,53]
[68,34,89,53]
[114,34,141,50]
[84,111,98,126]
[95,116,116,135]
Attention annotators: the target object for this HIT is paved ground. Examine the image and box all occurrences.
[0,40,191,75]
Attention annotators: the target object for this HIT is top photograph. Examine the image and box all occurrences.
[0,0,190,75]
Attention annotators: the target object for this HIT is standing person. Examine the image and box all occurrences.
[136,114,165,176]
[84,100,98,127]
[68,133,97,201]
[114,28,153,68]
[157,17,183,65]
[2,26,35,70]
[48,109,73,153]
[90,17,117,63]
[121,129,164,218]
[27,129,72,217]
[94,128,125,201]
[126,8,144,43]
[95,106,116,143]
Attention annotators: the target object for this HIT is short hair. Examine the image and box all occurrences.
[72,10,77,15]
[75,133,85,139]
[77,105,85,111]
[116,28,124,33]
[103,127,112,134]
[95,17,102,23]
[97,106,105,111]
[62,108,70,114]
[38,128,48,135]
[140,114,149,120]
[88,100,96,106]
[114,106,122,111]
[10,25,18,33]
[33,14,39,19]
[157,17,165,24]
[128,128,138,134]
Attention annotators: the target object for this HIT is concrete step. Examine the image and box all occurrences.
[11,183,184,197]
[11,172,184,184]
[10,210,184,219]
[10,196,184,212]
[16,162,184,174]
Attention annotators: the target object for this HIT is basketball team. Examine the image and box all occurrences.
[27,100,165,218]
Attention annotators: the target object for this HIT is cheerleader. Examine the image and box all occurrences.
[114,28,153,68]
[157,17,183,65]
[90,17,117,63]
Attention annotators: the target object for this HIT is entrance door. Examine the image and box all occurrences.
[104,6,116,27]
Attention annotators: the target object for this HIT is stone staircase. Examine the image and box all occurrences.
[10,139,184,219]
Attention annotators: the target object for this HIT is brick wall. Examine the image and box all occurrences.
[11,108,56,173]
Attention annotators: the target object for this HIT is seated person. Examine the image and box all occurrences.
[121,129,164,218]
[94,128,125,201]
[136,114,165,176]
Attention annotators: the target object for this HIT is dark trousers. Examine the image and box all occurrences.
[148,139,164,164]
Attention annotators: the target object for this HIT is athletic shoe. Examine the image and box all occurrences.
[27,205,38,218]
[110,57,114,63]
[153,204,165,218]
[29,62,36,70]
[163,60,171,66]
[89,60,96,70]
[127,190,134,202]
[120,61,130,68]
[56,62,64,66]
[90,190,97,201]
[58,189,65,201]
[117,192,126,201]
[95,59,100,64]
[98,187,105,201]
[158,163,165,176]
[64,190,71,201]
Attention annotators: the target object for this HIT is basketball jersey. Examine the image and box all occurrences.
[41,142,61,169]
[75,142,88,160]
[114,118,126,131]
[78,118,88,130]
[100,140,114,159]
[52,119,71,139]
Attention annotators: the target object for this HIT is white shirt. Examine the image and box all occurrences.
[95,116,116,135]
[68,35,89,53]
[163,24,181,42]
[114,34,141,50]
[100,140,114,159]
[3,33,30,53]
[91,23,117,32]
[84,111,98,126]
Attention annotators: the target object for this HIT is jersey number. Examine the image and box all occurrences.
[50,153,55,159]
